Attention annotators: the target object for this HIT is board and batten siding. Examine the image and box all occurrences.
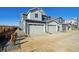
[23,20,27,33]
[27,10,43,21]
[58,24,63,32]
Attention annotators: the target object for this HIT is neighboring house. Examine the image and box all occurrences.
[20,8,68,35]
[55,17,65,24]
[54,17,69,32]
[68,18,79,30]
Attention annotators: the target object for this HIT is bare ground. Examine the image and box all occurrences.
[13,31,79,52]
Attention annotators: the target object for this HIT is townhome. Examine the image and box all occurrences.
[20,8,68,35]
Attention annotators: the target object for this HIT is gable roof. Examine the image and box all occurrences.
[46,19,59,24]
[23,7,47,16]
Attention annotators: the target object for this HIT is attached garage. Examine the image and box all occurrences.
[46,20,58,33]
[48,25,57,33]
[28,24,45,35]
[23,19,59,36]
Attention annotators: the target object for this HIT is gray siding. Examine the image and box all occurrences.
[62,24,68,31]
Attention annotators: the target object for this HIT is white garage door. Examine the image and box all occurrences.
[48,25,56,33]
[29,24,45,35]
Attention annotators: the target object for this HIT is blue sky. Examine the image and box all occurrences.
[0,7,79,26]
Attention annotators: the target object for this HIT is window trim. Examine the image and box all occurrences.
[35,13,38,18]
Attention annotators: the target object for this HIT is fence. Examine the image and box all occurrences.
[0,34,23,52]
[0,26,26,52]
[0,26,17,52]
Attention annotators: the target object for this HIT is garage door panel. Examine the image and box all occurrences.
[29,24,45,35]
[48,25,56,33]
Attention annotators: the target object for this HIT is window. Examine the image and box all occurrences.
[35,13,38,18]
[42,15,48,21]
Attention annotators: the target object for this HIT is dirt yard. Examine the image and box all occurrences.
[14,30,79,52]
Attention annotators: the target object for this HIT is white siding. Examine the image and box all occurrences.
[27,13,31,19]
[58,24,63,32]
[27,10,42,21]
[48,21,57,25]
[23,21,27,33]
